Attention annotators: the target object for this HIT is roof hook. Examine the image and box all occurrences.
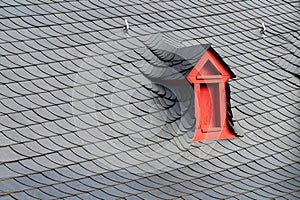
[260,22,266,37]
[124,19,129,32]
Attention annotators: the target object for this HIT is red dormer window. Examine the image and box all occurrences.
[187,48,235,142]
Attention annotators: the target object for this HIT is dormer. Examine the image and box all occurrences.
[187,47,235,142]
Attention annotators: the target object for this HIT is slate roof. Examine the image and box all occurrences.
[0,0,299,199]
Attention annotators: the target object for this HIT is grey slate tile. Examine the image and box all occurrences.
[90,188,118,199]
[0,164,20,179]
[11,192,36,200]
[5,161,34,176]
[0,146,25,162]
[64,180,92,193]
[104,186,131,198]
[19,155,49,172]
[0,179,29,193]
[16,176,44,188]
[28,187,62,199]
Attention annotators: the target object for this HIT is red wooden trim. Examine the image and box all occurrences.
[193,127,235,141]
[187,49,232,83]
[206,50,231,77]
[196,75,222,80]
[219,82,226,127]
[201,127,221,133]
[187,49,235,142]
[192,79,223,84]
[186,51,209,83]
[194,84,201,129]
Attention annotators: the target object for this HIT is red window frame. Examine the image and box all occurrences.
[187,49,235,142]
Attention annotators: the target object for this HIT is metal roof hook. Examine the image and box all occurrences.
[260,22,266,37]
[124,19,129,32]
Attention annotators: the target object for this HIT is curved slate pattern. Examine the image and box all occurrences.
[0,0,299,199]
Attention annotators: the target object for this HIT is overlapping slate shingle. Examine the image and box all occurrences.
[0,0,299,199]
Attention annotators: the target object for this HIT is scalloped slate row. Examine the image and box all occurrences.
[0,0,299,199]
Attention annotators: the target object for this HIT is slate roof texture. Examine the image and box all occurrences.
[0,0,299,199]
